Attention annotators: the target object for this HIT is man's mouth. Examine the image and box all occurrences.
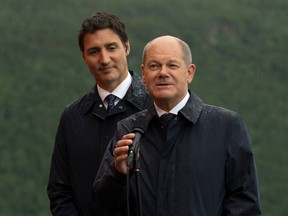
[156,82,171,87]
[99,66,114,72]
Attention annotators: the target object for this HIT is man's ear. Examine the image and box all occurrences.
[141,64,146,84]
[82,53,87,64]
[125,41,130,55]
[187,64,196,84]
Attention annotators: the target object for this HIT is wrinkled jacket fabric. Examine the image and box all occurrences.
[47,71,151,216]
[94,91,261,216]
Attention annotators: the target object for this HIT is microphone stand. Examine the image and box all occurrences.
[134,153,142,216]
[126,124,147,216]
[127,147,143,216]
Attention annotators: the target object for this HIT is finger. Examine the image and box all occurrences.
[116,140,132,148]
[116,135,134,148]
[113,145,129,157]
[122,133,135,140]
[114,154,128,163]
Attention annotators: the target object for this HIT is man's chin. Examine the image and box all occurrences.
[153,94,173,101]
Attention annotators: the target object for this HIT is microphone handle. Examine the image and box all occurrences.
[127,128,144,168]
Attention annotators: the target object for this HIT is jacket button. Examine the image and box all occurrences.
[119,106,123,109]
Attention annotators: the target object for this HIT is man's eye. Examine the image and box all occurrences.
[88,49,98,55]
[108,46,117,51]
[149,64,160,70]
[169,64,179,69]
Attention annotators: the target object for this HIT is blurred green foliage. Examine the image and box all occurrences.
[0,0,287,215]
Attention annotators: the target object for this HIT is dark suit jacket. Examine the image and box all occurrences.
[47,71,151,216]
[94,90,261,216]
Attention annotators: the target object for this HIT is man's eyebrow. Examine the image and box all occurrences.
[146,59,160,64]
[168,60,180,64]
[146,59,179,64]
[105,42,118,47]
[86,42,118,52]
[87,46,99,52]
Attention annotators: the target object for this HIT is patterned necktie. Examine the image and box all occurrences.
[105,94,116,110]
[160,113,176,126]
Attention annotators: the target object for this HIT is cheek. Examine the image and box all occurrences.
[117,51,128,61]
[144,76,155,87]
[84,56,92,65]
[86,61,95,69]
[145,80,154,92]
[142,73,147,84]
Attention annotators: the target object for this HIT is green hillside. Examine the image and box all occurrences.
[1,0,287,215]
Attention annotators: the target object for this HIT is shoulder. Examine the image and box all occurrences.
[205,104,243,122]
[204,104,240,118]
[184,91,240,124]
[61,87,98,116]
[201,104,247,130]
[130,71,148,92]
[126,71,152,110]
[116,110,149,133]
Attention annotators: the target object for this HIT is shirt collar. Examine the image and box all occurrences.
[97,72,132,102]
[155,92,190,117]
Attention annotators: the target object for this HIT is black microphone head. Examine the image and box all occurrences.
[131,114,149,134]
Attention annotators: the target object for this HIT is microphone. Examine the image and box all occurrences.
[126,115,149,169]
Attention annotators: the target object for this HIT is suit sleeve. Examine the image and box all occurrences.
[92,126,127,213]
[47,111,79,216]
[224,114,261,215]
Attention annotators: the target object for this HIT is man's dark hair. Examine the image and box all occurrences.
[78,12,128,53]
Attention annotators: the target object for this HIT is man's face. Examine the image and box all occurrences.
[142,38,195,111]
[82,28,130,92]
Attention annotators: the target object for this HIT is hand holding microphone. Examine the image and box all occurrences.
[113,115,149,174]
[113,133,135,175]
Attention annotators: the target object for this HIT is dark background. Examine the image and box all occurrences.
[1,0,287,215]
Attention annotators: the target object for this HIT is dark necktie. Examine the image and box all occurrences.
[105,94,116,110]
[160,113,176,126]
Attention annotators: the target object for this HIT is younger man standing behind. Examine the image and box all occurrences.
[47,12,151,216]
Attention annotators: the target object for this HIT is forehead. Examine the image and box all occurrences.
[83,28,122,47]
[145,39,182,62]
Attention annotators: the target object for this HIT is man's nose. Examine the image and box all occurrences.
[99,50,110,64]
[159,65,168,75]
